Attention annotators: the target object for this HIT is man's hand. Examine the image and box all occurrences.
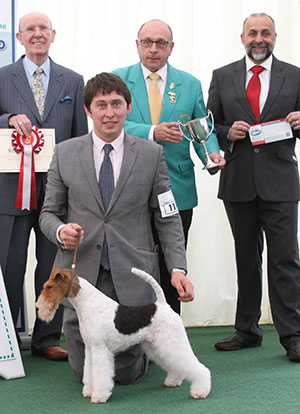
[227,120,251,141]
[8,114,32,136]
[153,122,183,143]
[171,271,194,302]
[59,223,84,250]
[286,111,300,130]
[207,152,226,172]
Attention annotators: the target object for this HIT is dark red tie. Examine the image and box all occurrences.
[246,66,265,121]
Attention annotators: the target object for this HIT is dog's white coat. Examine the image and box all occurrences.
[37,267,211,403]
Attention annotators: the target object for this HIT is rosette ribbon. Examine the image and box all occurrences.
[11,126,44,210]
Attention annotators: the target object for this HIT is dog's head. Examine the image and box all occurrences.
[36,268,81,323]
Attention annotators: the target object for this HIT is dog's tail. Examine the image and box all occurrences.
[131,268,166,304]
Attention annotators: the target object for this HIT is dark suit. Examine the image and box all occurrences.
[207,56,300,348]
[0,56,88,352]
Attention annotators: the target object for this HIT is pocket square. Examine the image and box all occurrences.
[60,95,73,104]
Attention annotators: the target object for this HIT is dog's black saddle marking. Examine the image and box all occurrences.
[114,303,157,335]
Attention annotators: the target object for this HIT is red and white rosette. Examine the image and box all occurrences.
[12,126,44,210]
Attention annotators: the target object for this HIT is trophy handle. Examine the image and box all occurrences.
[206,109,215,138]
[178,120,192,141]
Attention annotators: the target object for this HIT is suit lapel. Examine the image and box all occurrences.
[128,64,151,123]
[43,59,64,122]
[233,58,256,122]
[11,58,40,121]
[160,64,182,122]
[107,133,137,213]
[259,57,284,122]
[78,133,105,211]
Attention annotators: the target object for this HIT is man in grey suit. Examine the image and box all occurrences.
[39,72,194,384]
[207,13,300,361]
[0,12,88,360]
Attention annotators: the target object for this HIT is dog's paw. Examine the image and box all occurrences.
[91,394,110,404]
[82,385,92,398]
[164,378,182,388]
[190,389,210,399]
[190,384,211,399]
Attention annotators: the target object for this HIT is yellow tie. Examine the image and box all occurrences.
[148,73,162,124]
[32,67,45,118]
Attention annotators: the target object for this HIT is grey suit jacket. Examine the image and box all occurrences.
[0,56,88,215]
[207,56,300,202]
[39,132,187,306]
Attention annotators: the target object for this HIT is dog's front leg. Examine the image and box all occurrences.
[89,346,115,403]
[82,344,93,398]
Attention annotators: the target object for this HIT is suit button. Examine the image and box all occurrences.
[254,148,260,153]
[96,244,101,250]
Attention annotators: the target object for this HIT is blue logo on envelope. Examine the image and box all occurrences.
[250,129,262,137]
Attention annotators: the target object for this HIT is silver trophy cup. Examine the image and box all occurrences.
[178,110,218,169]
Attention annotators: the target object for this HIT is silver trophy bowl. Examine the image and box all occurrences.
[178,110,218,169]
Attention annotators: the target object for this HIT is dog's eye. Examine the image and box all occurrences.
[46,285,53,290]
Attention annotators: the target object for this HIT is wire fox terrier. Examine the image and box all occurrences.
[36,267,211,403]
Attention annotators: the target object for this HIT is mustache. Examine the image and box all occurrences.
[249,42,269,48]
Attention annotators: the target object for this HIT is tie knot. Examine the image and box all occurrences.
[251,65,264,75]
[149,73,160,81]
[35,67,43,75]
[104,143,113,155]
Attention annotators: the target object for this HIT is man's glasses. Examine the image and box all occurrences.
[20,26,52,34]
[138,39,172,49]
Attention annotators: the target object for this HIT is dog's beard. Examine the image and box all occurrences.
[36,296,59,323]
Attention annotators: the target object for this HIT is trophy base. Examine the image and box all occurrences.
[202,160,219,170]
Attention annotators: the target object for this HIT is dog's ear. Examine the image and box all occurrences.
[52,268,70,281]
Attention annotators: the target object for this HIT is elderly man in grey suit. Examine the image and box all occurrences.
[0,12,88,360]
[39,72,194,384]
[207,13,300,362]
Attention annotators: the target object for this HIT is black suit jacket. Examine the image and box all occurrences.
[207,56,300,202]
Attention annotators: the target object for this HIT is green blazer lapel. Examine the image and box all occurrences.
[259,57,284,123]
[12,57,40,121]
[160,64,182,122]
[108,133,137,212]
[128,63,151,124]
[43,59,63,122]
[79,133,105,211]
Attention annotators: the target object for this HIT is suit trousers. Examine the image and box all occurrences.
[63,267,149,384]
[0,211,63,351]
[224,197,300,348]
[152,209,193,314]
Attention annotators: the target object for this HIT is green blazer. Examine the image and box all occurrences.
[113,62,220,210]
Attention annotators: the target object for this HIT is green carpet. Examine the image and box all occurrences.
[1,325,300,414]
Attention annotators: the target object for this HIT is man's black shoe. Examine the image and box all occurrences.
[286,341,300,362]
[215,332,262,351]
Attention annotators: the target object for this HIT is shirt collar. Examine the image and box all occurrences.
[141,62,168,82]
[23,55,51,77]
[245,54,273,72]
[92,129,125,153]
